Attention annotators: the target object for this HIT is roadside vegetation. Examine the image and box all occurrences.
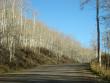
[90,55,110,80]
[0,46,76,74]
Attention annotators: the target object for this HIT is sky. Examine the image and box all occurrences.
[31,0,96,47]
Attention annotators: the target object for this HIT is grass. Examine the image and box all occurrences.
[0,65,9,73]
[0,46,76,74]
[90,61,110,80]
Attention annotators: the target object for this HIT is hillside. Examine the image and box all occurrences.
[0,0,96,72]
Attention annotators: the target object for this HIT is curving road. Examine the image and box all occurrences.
[0,64,105,83]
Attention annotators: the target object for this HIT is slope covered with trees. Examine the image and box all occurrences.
[0,0,95,72]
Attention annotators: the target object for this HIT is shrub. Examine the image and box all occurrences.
[90,61,110,80]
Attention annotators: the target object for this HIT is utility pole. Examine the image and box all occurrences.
[96,0,101,67]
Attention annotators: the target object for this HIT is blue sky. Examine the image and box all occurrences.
[31,0,96,47]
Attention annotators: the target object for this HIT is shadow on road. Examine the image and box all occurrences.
[0,64,108,83]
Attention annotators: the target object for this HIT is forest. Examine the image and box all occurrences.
[0,0,97,74]
[0,0,110,82]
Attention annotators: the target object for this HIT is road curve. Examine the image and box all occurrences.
[0,64,104,83]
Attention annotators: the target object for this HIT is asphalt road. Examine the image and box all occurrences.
[0,64,106,83]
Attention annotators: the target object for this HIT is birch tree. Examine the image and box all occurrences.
[81,0,101,66]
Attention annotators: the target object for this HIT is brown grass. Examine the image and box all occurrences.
[0,65,9,73]
[90,61,110,80]
[0,46,76,73]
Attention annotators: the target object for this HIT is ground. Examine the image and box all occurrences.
[0,64,107,83]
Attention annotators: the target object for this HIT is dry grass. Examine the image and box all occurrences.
[90,61,110,80]
[0,46,76,73]
[0,65,9,73]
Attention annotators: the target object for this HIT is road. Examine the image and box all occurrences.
[0,64,105,83]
